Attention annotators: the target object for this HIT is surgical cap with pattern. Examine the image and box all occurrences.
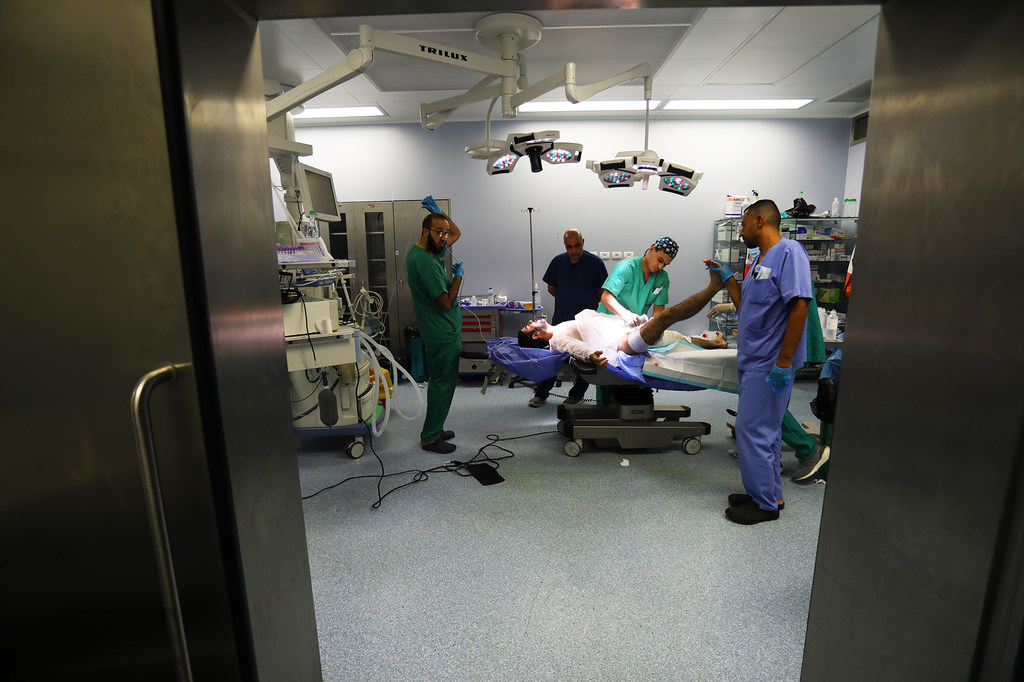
[652,237,678,259]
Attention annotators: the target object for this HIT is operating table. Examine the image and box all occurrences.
[487,337,739,456]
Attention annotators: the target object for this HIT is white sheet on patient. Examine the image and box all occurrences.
[643,347,740,393]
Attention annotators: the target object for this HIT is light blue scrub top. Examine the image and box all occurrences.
[737,239,812,371]
[597,257,669,316]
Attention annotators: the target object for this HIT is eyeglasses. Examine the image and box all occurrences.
[430,229,451,238]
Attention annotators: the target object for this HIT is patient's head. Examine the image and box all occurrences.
[518,320,551,349]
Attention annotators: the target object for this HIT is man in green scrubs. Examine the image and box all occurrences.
[406,212,463,454]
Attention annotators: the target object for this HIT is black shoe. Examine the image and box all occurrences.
[440,430,455,441]
[421,439,456,454]
[725,500,780,525]
[563,396,583,405]
[728,493,784,510]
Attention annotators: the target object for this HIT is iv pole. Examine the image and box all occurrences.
[525,207,538,319]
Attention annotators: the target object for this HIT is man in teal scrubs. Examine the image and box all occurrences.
[598,236,677,324]
[595,236,678,403]
[406,212,464,454]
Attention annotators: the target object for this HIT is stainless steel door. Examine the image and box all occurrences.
[1,1,321,678]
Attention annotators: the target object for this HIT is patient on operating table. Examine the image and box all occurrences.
[518,260,727,368]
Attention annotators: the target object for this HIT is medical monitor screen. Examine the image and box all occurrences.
[297,163,341,222]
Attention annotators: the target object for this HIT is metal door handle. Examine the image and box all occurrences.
[131,363,194,682]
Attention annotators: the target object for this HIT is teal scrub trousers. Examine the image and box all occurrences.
[782,410,817,459]
[420,339,461,443]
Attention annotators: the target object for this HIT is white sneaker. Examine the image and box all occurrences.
[793,445,830,482]
[528,396,546,407]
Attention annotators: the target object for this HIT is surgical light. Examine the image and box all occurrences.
[488,153,520,175]
[483,130,582,176]
[586,98,703,196]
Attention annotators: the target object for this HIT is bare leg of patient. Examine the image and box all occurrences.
[616,281,723,355]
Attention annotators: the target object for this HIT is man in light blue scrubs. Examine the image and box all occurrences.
[711,199,812,525]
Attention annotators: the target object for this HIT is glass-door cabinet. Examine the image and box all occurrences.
[711,216,858,342]
[337,199,451,363]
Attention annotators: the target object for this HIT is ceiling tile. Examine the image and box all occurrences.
[708,48,821,85]
[670,22,761,60]
[657,59,723,87]
[699,7,781,24]
[747,6,880,49]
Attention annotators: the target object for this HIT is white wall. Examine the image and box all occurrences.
[293,117,852,336]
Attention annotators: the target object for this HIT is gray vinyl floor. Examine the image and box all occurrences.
[296,369,827,682]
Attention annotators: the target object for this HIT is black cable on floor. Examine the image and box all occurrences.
[300,428,560,507]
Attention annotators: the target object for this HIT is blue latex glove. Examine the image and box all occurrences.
[452,261,464,278]
[766,363,791,394]
[422,195,442,214]
[706,259,735,282]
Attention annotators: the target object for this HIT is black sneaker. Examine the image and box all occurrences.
[563,396,583,405]
[728,493,784,510]
[792,445,830,482]
[421,439,456,454]
[725,499,780,525]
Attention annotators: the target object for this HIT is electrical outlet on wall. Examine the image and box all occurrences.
[611,251,623,259]
[599,251,610,259]
[623,251,634,258]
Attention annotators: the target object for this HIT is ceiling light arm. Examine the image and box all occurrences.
[564,63,652,104]
[267,24,517,124]
[266,48,373,122]
[508,66,573,110]
[421,75,503,131]
[645,97,651,151]
[362,24,512,78]
[369,23,520,129]
[464,98,506,160]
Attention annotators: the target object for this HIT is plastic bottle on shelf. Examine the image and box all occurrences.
[824,309,839,341]
[488,287,494,304]
[818,307,828,332]
[830,197,840,217]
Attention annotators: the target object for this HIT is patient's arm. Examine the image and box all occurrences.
[548,331,597,364]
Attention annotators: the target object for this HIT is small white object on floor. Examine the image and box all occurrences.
[620,458,629,467]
